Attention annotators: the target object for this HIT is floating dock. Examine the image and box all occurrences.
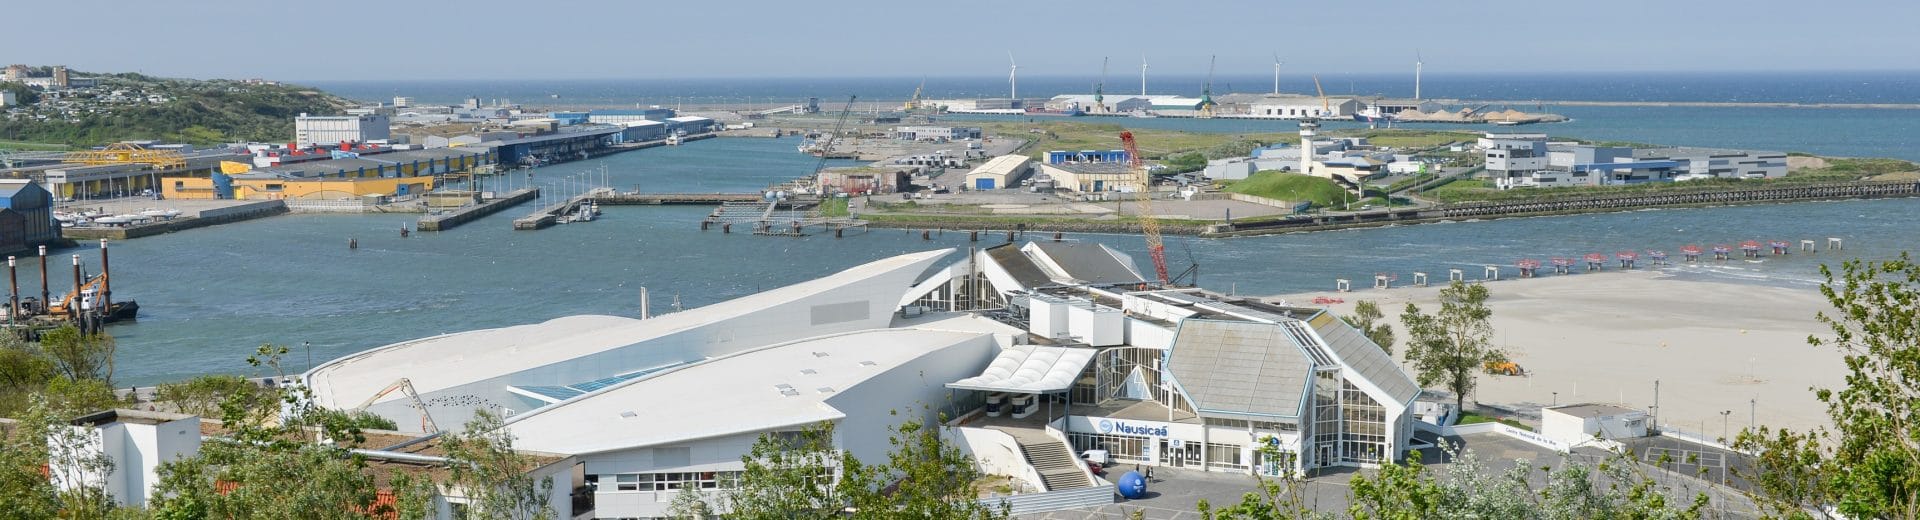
[514,188,612,230]
[417,188,539,232]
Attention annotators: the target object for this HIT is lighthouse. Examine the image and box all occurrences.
[1298,117,1319,175]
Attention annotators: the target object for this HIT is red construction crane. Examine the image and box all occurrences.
[1119,131,1170,284]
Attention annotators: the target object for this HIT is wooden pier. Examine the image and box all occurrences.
[417,188,539,232]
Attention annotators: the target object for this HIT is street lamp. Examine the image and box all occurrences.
[1551,391,1558,406]
[1721,410,1732,442]
[303,341,312,374]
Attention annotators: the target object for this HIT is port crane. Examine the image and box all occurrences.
[1198,55,1218,118]
[900,80,924,112]
[354,378,439,434]
[1312,75,1330,115]
[808,95,858,194]
[1094,57,1109,114]
[1119,131,1170,284]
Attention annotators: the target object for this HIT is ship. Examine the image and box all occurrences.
[1023,106,1085,117]
[1351,107,1396,123]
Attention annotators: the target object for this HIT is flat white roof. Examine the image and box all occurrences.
[303,249,956,410]
[967,155,1030,177]
[505,327,991,455]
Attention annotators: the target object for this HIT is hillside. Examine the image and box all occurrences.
[0,70,353,147]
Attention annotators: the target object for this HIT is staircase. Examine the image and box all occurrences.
[994,427,1095,491]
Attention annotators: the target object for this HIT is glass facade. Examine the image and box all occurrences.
[1307,370,1392,467]
[1068,432,1152,465]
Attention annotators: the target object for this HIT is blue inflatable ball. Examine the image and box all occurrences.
[1117,470,1148,499]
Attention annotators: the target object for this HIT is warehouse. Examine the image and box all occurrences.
[295,113,392,148]
[587,108,675,125]
[0,180,57,249]
[664,116,716,135]
[964,155,1032,190]
[1039,162,1141,193]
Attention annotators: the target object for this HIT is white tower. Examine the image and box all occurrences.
[1140,55,1148,96]
[1414,53,1424,101]
[1298,118,1319,175]
[1007,52,1019,101]
[1272,53,1282,95]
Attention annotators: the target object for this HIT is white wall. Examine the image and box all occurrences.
[947,427,1046,493]
[827,334,999,463]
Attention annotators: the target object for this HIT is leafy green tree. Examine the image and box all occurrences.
[155,374,264,418]
[721,415,1009,519]
[0,395,118,518]
[440,409,555,520]
[1735,253,1920,519]
[39,325,116,385]
[0,82,40,105]
[842,412,1007,519]
[1400,281,1500,411]
[724,422,847,518]
[1343,300,1396,355]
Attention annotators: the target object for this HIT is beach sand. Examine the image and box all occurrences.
[1271,269,1845,436]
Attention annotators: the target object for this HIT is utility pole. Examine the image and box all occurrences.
[1652,379,1660,430]
[1720,410,1731,442]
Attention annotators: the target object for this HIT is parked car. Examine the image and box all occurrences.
[1084,458,1106,476]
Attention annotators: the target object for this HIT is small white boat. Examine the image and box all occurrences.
[92,216,130,225]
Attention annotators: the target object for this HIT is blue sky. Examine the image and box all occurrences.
[5,0,1916,81]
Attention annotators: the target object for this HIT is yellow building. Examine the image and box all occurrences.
[164,175,437,200]
[162,148,490,200]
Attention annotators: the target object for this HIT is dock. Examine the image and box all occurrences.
[417,188,539,232]
[514,188,612,230]
[591,193,768,205]
[699,198,868,238]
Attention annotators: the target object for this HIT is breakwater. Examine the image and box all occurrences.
[416,188,539,232]
[62,201,289,240]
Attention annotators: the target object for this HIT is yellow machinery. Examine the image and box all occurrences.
[901,79,925,111]
[65,142,186,171]
[1484,360,1524,376]
[1313,75,1330,115]
[47,273,107,317]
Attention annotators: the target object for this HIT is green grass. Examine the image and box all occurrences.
[819,197,850,217]
[1457,410,1529,430]
[0,140,71,151]
[1223,171,1348,207]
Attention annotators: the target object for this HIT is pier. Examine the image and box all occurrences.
[591,192,768,205]
[514,188,612,230]
[699,197,867,238]
[417,188,539,232]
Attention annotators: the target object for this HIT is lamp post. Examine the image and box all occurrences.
[1750,398,1757,432]
[1721,410,1732,442]
[1551,391,1558,406]
[303,341,312,374]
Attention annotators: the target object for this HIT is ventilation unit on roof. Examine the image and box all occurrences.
[817,387,836,394]
[859,361,878,366]
[619,411,637,418]
[800,369,818,375]
[812,351,830,358]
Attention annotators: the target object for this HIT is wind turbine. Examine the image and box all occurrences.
[1415,51,1424,100]
[1272,53,1283,95]
[1007,51,1018,100]
[1140,54,1148,97]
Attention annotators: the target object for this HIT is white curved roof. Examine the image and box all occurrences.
[947,344,1096,393]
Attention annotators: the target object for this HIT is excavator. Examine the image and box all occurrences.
[355,378,440,434]
[46,271,138,324]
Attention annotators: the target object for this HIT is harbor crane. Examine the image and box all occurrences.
[901,80,924,111]
[809,95,858,194]
[355,378,439,434]
[1198,55,1218,118]
[1119,131,1170,284]
[1313,75,1330,115]
[1094,57,1109,114]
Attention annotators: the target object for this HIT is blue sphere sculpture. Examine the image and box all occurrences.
[1117,471,1148,499]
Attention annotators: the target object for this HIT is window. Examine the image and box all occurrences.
[1206,442,1246,471]
[605,471,746,492]
[614,474,639,491]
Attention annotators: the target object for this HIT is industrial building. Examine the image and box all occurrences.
[0,180,58,251]
[965,155,1032,190]
[163,148,491,200]
[1482,133,1787,189]
[1046,150,1128,165]
[892,126,984,141]
[664,116,716,135]
[302,246,1418,518]
[295,114,392,148]
[588,108,676,125]
[1541,403,1649,448]
[1249,95,1364,118]
[1039,162,1142,193]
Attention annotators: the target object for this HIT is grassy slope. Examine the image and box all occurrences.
[0,72,352,147]
[1223,171,1348,207]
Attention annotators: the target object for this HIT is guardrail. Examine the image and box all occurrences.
[977,485,1114,517]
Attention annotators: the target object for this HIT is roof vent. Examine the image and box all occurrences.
[619,411,637,418]
[859,361,878,367]
[817,387,836,394]
[775,383,795,390]
[800,369,818,375]
[780,389,801,397]
[812,351,830,358]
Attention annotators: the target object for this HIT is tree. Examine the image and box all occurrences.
[1399,281,1499,411]
[721,415,1009,519]
[1735,253,1920,519]
[1343,300,1396,355]
[842,412,1007,519]
[0,395,118,519]
[440,409,555,520]
[39,325,116,385]
[156,374,265,418]
[724,421,847,518]
[0,81,40,105]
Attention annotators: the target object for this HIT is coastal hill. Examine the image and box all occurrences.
[0,69,352,148]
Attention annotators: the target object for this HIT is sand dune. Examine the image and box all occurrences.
[1271,269,1844,437]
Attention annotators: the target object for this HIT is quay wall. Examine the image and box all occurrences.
[63,201,289,241]
[417,188,539,232]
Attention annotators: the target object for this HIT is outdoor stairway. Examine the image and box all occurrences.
[997,428,1095,491]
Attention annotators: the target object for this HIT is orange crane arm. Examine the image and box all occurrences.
[1120,131,1169,284]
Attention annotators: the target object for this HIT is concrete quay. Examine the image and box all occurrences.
[417,188,539,232]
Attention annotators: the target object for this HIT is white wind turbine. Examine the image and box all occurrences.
[1140,54,1149,96]
[1272,53,1283,95]
[1007,51,1018,100]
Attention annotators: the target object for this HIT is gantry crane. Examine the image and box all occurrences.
[1119,131,1170,284]
[1094,57,1109,114]
[1198,55,1218,118]
[354,378,439,434]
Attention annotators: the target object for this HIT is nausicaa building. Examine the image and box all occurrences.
[304,244,1419,518]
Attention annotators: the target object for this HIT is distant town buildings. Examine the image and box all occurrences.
[586,108,675,125]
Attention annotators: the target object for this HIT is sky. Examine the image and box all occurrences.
[4,0,1917,81]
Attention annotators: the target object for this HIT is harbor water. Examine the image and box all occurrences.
[92,137,1920,386]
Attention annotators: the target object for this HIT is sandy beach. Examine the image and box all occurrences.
[1272,269,1845,437]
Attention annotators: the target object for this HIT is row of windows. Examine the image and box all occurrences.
[608,471,744,492]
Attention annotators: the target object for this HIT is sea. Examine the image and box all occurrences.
[93,73,1920,385]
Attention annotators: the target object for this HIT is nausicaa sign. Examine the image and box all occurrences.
[1098,419,1170,438]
